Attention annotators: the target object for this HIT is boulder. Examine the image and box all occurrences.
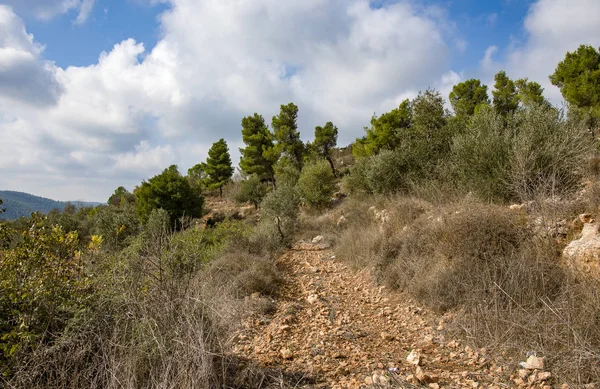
[563,223,600,274]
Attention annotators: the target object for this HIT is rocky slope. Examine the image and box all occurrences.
[231,239,556,389]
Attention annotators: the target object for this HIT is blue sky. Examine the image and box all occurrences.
[0,0,598,201]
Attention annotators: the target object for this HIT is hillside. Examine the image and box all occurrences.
[0,190,100,220]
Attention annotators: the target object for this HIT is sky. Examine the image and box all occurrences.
[0,0,599,202]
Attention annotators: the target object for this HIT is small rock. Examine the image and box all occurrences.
[380,331,394,341]
[307,294,319,304]
[428,384,440,389]
[364,376,373,385]
[406,350,422,365]
[312,235,324,243]
[415,366,438,384]
[537,372,552,382]
[518,369,530,379]
[337,215,346,226]
[280,348,293,359]
[524,355,544,370]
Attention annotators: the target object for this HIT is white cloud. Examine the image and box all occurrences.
[0,1,457,201]
[2,0,95,24]
[74,0,96,25]
[0,6,62,106]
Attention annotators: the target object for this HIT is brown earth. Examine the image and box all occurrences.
[231,240,553,389]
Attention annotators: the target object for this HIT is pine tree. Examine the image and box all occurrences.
[515,78,550,108]
[239,113,277,187]
[204,138,234,197]
[449,79,490,119]
[272,102,304,171]
[492,71,519,117]
[313,122,339,177]
[550,45,600,127]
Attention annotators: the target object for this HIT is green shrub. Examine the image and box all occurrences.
[451,105,512,201]
[344,149,424,195]
[343,156,372,195]
[91,203,140,251]
[297,159,336,209]
[510,105,593,201]
[135,165,203,227]
[235,174,267,209]
[0,216,90,372]
[260,185,300,244]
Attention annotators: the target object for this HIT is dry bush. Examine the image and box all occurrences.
[334,198,600,385]
[4,219,290,389]
[203,249,282,299]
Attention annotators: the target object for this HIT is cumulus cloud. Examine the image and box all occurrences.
[484,0,600,105]
[0,0,458,201]
[0,6,62,106]
[2,0,96,24]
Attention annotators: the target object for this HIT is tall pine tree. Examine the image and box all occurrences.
[272,102,304,171]
[239,113,277,187]
[492,71,519,117]
[204,138,234,197]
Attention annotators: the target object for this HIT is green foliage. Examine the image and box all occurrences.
[493,70,519,117]
[348,89,450,194]
[297,159,337,209]
[274,157,301,187]
[0,216,90,368]
[203,138,234,196]
[354,99,412,158]
[108,186,136,207]
[451,105,513,201]
[510,105,593,200]
[239,113,277,185]
[272,102,305,171]
[260,185,300,243]
[451,104,593,201]
[343,156,372,195]
[235,174,267,209]
[91,203,140,251]
[449,79,490,118]
[550,44,600,126]
[515,78,550,108]
[313,121,338,176]
[135,165,203,227]
[187,163,207,193]
[411,89,451,162]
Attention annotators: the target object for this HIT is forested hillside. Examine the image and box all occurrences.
[1,44,600,389]
[0,191,100,220]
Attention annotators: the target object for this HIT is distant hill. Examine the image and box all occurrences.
[0,191,101,220]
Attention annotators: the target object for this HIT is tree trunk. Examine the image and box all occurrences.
[326,156,337,178]
[219,186,223,198]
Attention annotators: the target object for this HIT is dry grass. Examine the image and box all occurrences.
[2,222,298,389]
[334,195,600,386]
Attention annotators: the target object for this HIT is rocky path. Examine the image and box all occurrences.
[232,241,547,389]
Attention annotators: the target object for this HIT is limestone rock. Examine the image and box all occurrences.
[524,355,544,370]
[563,223,600,274]
[415,366,438,384]
[312,235,324,244]
[307,294,319,304]
[280,348,293,359]
[407,349,422,365]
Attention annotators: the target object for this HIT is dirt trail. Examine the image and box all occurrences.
[232,241,518,389]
